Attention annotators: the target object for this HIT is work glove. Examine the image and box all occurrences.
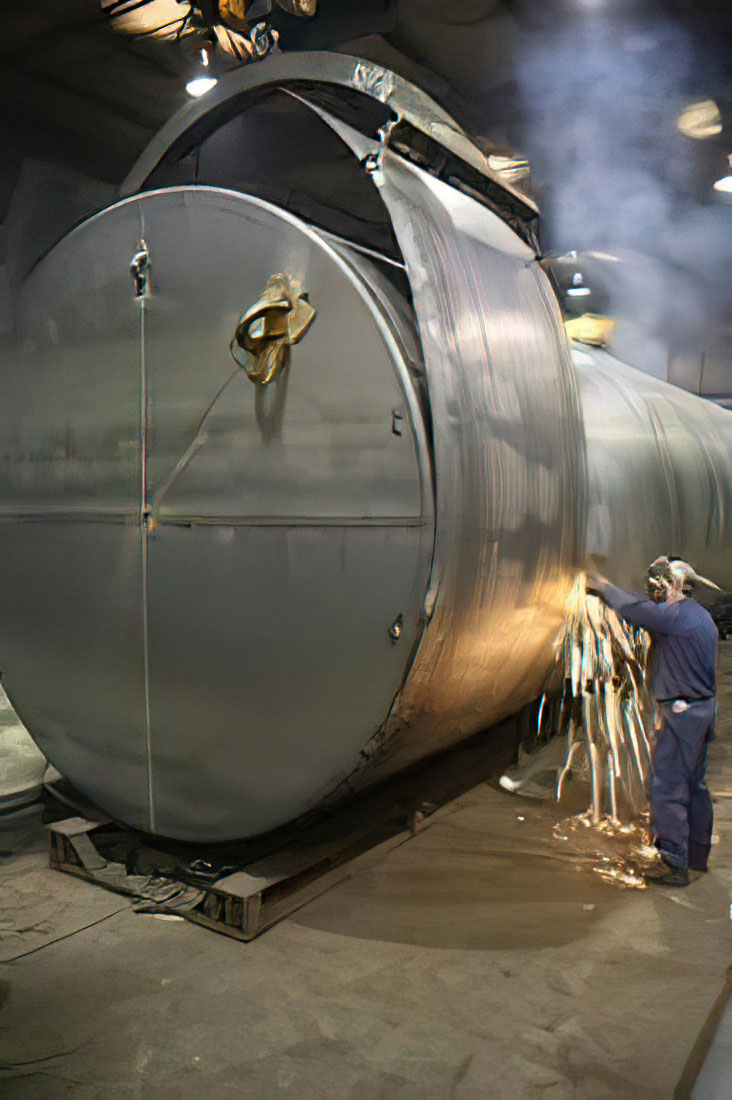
[585,570,609,599]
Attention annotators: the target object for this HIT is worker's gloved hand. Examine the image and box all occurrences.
[585,571,609,598]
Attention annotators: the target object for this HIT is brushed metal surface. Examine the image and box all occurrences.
[0,184,434,840]
[0,522,149,830]
[139,186,434,838]
[360,154,586,782]
[573,343,732,591]
[146,523,430,839]
[0,201,143,513]
[120,52,537,215]
[0,200,150,828]
[142,188,428,523]
[2,55,731,840]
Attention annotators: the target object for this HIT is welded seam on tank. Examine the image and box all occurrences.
[0,512,427,526]
[0,511,134,522]
[140,294,156,835]
[153,515,429,527]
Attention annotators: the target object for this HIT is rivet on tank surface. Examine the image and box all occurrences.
[129,240,150,297]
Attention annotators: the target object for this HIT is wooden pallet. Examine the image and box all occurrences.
[47,713,521,941]
[47,813,416,940]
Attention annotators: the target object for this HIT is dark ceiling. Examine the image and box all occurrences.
[3,1,728,190]
[1,0,730,390]
[0,0,195,189]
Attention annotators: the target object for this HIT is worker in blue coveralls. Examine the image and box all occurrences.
[590,556,719,887]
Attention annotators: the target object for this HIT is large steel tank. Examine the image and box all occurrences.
[573,342,732,588]
[0,54,729,840]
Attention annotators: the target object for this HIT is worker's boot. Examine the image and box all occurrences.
[644,858,690,887]
[688,842,710,873]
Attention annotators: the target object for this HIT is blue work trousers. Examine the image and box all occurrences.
[651,700,715,870]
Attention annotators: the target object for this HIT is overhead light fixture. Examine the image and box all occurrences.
[186,48,217,98]
[567,272,591,296]
[713,155,732,194]
[104,0,312,61]
[677,99,723,140]
[585,251,621,264]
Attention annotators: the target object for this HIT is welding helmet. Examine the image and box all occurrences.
[645,555,720,602]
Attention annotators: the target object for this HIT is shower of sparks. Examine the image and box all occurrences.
[550,573,653,821]
[536,573,666,885]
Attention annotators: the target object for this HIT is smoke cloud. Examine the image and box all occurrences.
[510,3,731,383]
[381,1,730,388]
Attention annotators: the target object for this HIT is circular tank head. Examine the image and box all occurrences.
[0,186,434,840]
[0,54,594,842]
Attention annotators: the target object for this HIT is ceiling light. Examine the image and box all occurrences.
[713,155,732,194]
[585,251,621,263]
[677,100,723,140]
[186,75,218,98]
[567,287,592,297]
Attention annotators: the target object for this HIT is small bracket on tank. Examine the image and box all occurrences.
[130,240,150,297]
[388,613,404,643]
[391,410,404,436]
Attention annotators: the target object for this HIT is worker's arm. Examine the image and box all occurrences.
[591,579,680,634]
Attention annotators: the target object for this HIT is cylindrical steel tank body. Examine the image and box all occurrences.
[572,342,732,590]
[0,54,729,840]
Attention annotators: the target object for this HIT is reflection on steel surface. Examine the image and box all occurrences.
[356,149,585,787]
[0,54,730,840]
[352,61,396,104]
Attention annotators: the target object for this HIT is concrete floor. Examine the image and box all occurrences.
[1,645,732,1100]
[693,989,732,1100]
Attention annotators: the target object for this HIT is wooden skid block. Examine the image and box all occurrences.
[46,712,520,940]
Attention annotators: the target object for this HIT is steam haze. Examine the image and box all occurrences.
[513,3,731,378]
[386,0,732,388]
